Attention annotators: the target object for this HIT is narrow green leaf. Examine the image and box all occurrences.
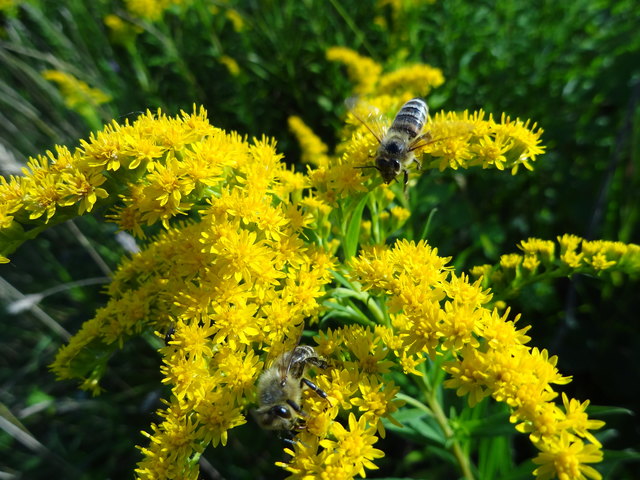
[343,193,369,259]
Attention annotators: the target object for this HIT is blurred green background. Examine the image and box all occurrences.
[1,0,639,478]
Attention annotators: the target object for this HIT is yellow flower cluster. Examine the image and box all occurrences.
[303,100,544,202]
[275,324,407,478]
[41,69,111,111]
[124,0,190,20]
[471,234,640,294]
[40,109,337,478]
[218,55,241,76]
[288,116,331,167]
[377,64,445,96]
[4,100,611,479]
[288,48,544,203]
[326,47,383,96]
[326,46,445,99]
[349,240,605,480]
[1,107,252,258]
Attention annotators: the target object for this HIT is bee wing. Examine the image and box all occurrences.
[345,97,386,143]
[278,326,305,383]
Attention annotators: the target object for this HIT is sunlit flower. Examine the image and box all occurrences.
[532,431,603,480]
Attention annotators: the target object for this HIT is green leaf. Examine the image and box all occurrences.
[343,193,369,259]
[384,408,447,446]
[463,411,514,437]
[478,435,513,480]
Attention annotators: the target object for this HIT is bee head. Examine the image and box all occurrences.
[376,157,401,183]
[252,404,295,430]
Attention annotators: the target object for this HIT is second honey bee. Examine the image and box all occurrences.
[350,97,431,188]
[253,345,328,431]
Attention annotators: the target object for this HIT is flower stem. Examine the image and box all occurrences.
[423,390,475,480]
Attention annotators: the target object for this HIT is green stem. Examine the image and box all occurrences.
[415,361,475,480]
[423,389,475,480]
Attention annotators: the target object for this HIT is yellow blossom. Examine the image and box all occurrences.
[326,46,382,95]
[532,431,603,480]
[42,70,111,110]
[219,55,241,76]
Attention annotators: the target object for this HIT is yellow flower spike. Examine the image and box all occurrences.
[439,301,483,352]
[41,69,111,110]
[377,64,445,96]
[289,115,331,167]
[469,263,493,281]
[443,271,493,308]
[581,240,619,270]
[225,8,245,32]
[195,391,247,447]
[326,47,382,95]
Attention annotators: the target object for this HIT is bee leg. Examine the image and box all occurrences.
[308,357,328,369]
[403,170,409,192]
[286,399,306,415]
[301,378,328,400]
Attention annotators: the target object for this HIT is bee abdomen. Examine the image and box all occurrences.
[390,98,428,138]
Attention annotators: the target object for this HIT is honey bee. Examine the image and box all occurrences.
[253,345,328,431]
[348,97,432,188]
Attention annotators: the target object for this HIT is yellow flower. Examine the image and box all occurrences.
[104,14,142,45]
[326,46,382,95]
[225,8,245,32]
[532,431,603,480]
[125,0,172,20]
[500,253,523,269]
[519,238,555,264]
[219,55,241,76]
[289,116,330,167]
[470,134,513,170]
[350,376,403,438]
[390,205,410,222]
[560,393,605,447]
[378,64,445,96]
[42,70,111,110]
[320,413,385,478]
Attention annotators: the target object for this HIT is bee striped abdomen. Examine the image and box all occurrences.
[389,98,428,138]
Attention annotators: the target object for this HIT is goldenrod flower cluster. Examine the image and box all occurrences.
[349,241,606,480]
[28,107,335,478]
[471,234,640,297]
[288,116,331,167]
[326,46,444,99]
[326,47,383,96]
[41,70,111,112]
[1,91,611,478]
[124,0,191,21]
[297,48,545,205]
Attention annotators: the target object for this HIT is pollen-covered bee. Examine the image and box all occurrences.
[348,97,432,188]
[253,344,328,431]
